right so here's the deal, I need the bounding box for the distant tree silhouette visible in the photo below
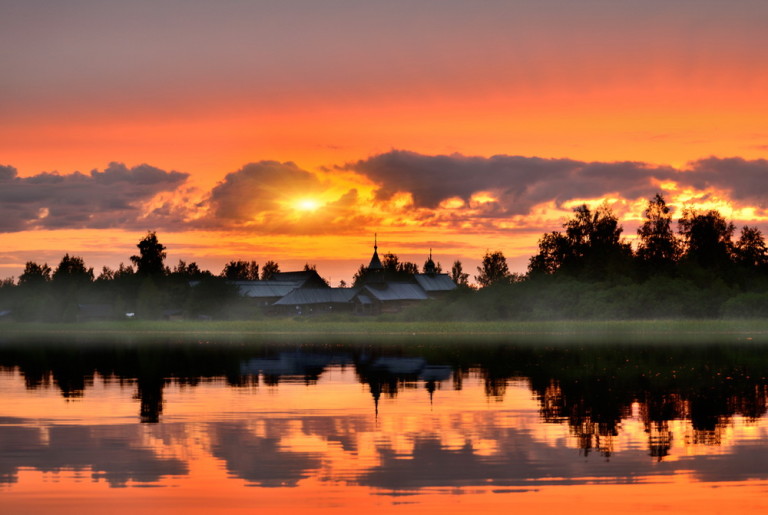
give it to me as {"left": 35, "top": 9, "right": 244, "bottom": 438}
{"left": 678, "top": 208, "right": 734, "bottom": 270}
{"left": 382, "top": 253, "right": 399, "bottom": 272}
{"left": 52, "top": 254, "right": 94, "bottom": 284}
{"left": 565, "top": 203, "right": 631, "bottom": 278}
{"left": 475, "top": 250, "right": 510, "bottom": 287}
{"left": 171, "top": 260, "right": 210, "bottom": 279}
{"left": 450, "top": 260, "right": 470, "bottom": 287}
{"left": 352, "top": 264, "right": 368, "bottom": 286}
{"left": 260, "top": 260, "right": 280, "bottom": 280}
{"left": 222, "top": 260, "right": 260, "bottom": 281}
{"left": 18, "top": 261, "right": 52, "bottom": 286}
{"left": 131, "top": 232, "right": 167, "bottom": 277}
{"left": 636, "top": 194, "right": 679, "bottom": 272}
{"left": 733, "top": 226, "right": 768, "bottom": 270}
{"left": 529, "top": 203, "right": 630, "bottom": 278}
{"left": 529, "top": 231, "right": 571, "bottom": 275}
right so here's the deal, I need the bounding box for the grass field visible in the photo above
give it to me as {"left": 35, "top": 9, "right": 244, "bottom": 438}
{"left": 3, "top": 318, "right": 768, "bottom": 345}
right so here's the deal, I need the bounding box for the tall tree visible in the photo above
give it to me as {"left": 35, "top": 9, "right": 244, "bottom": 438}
{"left": 528, "top": 203, "right": 629, "bottom": 278}
{"left": 260, "top": 260, "right": 280, "bottom": 280}
{"left": 450, "top": 260, "right": 470, "bottom": 287}
{"left": 382, "top": 253, "right": 399, "bottom": 272}
{"left": 678, "top": 208, "right": 734, "bottom": 270}
{"left": 733, "top": 226, "right": 768, "bottom": 269}
{"left": 222, "top": 260, "right": 260, "bottom": 281}
{"left": 636, "top": 194, "right": 679, "bottom": 270}
{"left": 475, "top": 250, "right": 510, "bottom": 287}
{"left": 18, "top": 261, "right": 52, "bottom": 286}
{"left": 131, "top": 232, "right": 167, "bottom": 277}
{"left": 528, "top": 231, "right": 571, "bottom": 275}
{"left": 171, "top": 260, "right": 209, "bottom": 279}
{"left": 52, "top": 254, "right": 94, "bottom": 284}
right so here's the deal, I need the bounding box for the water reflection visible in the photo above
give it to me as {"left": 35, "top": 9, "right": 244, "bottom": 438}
{"left": 2, "top": 339, "right": 768, "bottom": 501}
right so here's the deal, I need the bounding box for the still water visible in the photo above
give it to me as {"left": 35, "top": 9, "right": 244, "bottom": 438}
{"left": 2, "top": 339, "right": 768, "bottom": 513}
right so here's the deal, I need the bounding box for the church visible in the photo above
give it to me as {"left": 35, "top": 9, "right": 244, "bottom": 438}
{"left": 264, "top": 238, "right": 457, "bottom": 316}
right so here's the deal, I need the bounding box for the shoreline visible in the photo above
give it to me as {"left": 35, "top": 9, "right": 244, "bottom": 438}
{"left": 3, "top": 319, "right": 768, "bottom": 344}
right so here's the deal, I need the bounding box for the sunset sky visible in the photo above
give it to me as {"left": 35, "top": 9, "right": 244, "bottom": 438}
{"left": 2, "top": 0, "right": 768, "bottom": 284}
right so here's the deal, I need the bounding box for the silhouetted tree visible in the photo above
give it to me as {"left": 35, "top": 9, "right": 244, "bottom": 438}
{"left": 382, "top": 253, "right": 399, "bottom": 272}
{"left": 678, "top": 208, "right": 734, "bottom": 270}
{"left": 733, "top": 226, "right": 768, "bottom": 270}
{"left": 352, "top": 264, "right": 368, "bottom": 286}
{"left": 131, "top": 232, "right": 167, "bottom": 277}
{"left": 52, "top": 254, "right": 94, "bottom": 284}
{"left": 171, "top": 260, "right": 210, "bottom": 279}
{"left": 260, "top": 260, "right": 280, "bottom": 280}
{"left": 18, "top": 261, "right": 52, "bottom": 286}
{"left": 565, "top": 204, "right": 631, "bottom": 278}
{"left": 450, "top": 260, "right": 470, "bottom": 287}
{"left": 475, "top": 250, "right": 510, "bottom": 287}
{"left": 529, "top": 231, "right": 571, "bottom": 275}
{"left": 528, "top": 204, "right": 630, "bottom": 278}
{"left": 636, "top": 194, "right": 679, "bottom": 272}
{"left": 222, "top": 260, "right": 259, "bottom": 281}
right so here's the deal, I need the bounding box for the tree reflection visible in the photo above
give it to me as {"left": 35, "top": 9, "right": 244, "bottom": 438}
{"left": 2, "top": 339, "right": 768, "bottom": 460}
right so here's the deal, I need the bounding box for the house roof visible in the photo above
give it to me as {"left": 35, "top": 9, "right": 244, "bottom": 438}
{"left": 235, "top": 281, "right": 300, "bottom": 298}
{"left": 271, "top": 270, "right": 328, "bottom": 287}
{"left": 273, "top": 288, "right": 358, "bottom": 306}
{"left": 413, "top": 273, "right": 457, "bottom": 292}
{"left": 360, "top": 282, "right": 429, "bottom": 302}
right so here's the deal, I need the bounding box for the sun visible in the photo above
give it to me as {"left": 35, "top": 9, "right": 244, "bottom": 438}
{"left": 295, "top": 198, "right": 321, "bottom": 212}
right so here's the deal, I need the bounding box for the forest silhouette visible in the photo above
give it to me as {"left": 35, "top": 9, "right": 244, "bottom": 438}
{"left": 2, "top": 194, "right": 768, "bottom": 321}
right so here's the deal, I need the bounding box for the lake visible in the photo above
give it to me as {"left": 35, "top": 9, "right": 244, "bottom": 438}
{"left": 1, "top": 337, "right": 768, "bottom": 513}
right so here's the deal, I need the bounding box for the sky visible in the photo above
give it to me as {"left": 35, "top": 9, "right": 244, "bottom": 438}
{"left": 2, "top": 0, "right": 768, "bottom": 284}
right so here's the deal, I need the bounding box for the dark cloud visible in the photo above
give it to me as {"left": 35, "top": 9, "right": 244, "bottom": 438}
{"left": 0, "top": 162, "right": 188, "bottom": 232}
{"left": 5, "top": 153, "right": 768, "bottom": 236}
{"left": 344, "top": 150, "right": 679, "bottom": 215}
{"left": 684, "top": 157, "right": 768, "bottom": 208}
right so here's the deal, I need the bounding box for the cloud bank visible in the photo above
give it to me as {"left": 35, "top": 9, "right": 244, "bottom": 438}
{"left": 0, "top": 162, "right": 188, "bottom": 232}
{"left": 3, "top": 152, "right": 768, "bottom": 235}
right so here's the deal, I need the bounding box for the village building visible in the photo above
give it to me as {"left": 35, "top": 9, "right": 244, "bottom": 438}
{"left": 230, "top": 237, "right": 457, "bottom": 316}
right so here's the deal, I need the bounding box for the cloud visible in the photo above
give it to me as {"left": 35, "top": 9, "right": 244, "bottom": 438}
{"left": 6, "top": 152, "right": 768, "bottom": 237}
{"left": 0, "top": 163, "right": 188, "bottom": 232}
{"left": 344, "top": 150, "right": 678, "bottom": 216}
{"left": 683, "top": 157, "right": 768, "bottom": 208}
{"left": 202, "top": 161, "right": 373, "bottom": 234}
{"left": 207, "top": 161, "right": 322, "bottom": 219}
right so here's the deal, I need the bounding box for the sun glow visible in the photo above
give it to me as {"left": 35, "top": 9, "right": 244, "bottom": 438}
{"left": 295, "top": 199, "right": 321, "bottom": 212}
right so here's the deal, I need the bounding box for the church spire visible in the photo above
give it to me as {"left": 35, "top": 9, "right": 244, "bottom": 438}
{"left": 368, "top": 233, "right": 383, "bottom": 270}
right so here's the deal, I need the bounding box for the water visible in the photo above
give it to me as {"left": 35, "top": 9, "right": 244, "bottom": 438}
{"left": 1, "top": 339, "right": 768, "bottom": 513}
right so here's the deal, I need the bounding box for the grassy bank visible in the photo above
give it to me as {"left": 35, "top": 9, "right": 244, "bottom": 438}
{"left": 3, "top": 318, "right": 768, "bottom": 345}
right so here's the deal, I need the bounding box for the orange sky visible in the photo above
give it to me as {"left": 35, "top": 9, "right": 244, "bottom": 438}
{"left": 2, "top": 1, "right": 768, "bottom": 283}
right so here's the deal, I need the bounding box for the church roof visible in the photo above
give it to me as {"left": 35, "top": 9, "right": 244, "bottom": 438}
{"left": 368, "top": 235, "right": 383, "bottom": 270}
{"left": 413, "top": 273, "right": 457, "bottom": 292}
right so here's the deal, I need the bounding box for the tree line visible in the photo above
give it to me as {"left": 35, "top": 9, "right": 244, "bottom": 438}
{"left": 3, "top": 193, "right": 768, "bottom": 321}
{"left": 408, "top": 194, "right": 768, "bottom": 320}
{"left": 0, "top": 232, "right": 295, "bottom": 322}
